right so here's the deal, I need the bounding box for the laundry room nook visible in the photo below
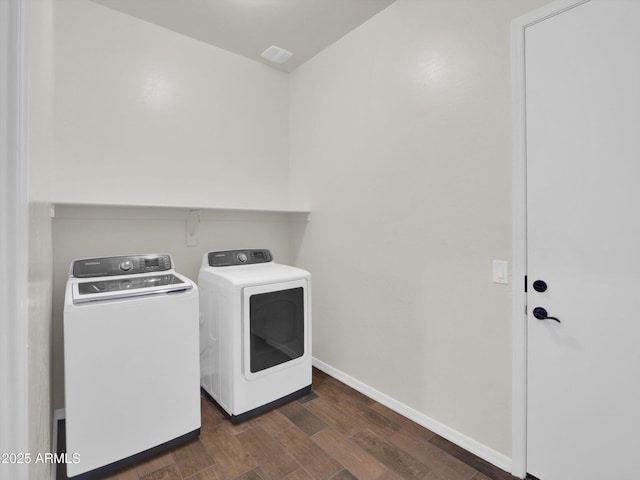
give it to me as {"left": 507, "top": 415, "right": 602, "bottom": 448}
{"left": 12, "top": 0, "right": 556, "bottom": 478}
{"left": 6, "top": 0, "right": 640, "bottom": 479}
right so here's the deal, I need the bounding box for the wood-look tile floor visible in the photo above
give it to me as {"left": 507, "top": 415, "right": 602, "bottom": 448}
{"left": 59, "top": 369, "right": 518, "bottom": 480}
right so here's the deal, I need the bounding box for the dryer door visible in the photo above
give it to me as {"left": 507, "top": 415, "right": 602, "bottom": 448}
{"left": 242, "top": 279, "right": 308, "bottom": 380}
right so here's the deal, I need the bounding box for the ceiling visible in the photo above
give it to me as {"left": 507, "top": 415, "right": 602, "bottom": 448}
{"left": 89, "top": 0, "right": 397, "bottom": 72}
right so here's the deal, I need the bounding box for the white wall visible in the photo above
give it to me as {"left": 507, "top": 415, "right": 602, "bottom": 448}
{"left": 28, "top": 2, "right": 55, "bottom": 478}
{"left": 39, "top": 0, "right": 291, "bottom": 210}
{"left": 43, "top": 0, "right": 300, "bottom": 411}
{"left": 28, "top": 203, "right": 53, "bottom": 480}
{"left": 290, "top": 0, "right": 550, "bottom": 457}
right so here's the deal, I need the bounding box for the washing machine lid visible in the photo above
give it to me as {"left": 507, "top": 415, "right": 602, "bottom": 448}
{"left": 72, "top": 272, "right": 193, "bottom": 304}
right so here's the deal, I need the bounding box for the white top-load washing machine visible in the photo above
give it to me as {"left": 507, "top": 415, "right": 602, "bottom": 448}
{"left": 199, "top": 249, "right": 311, "bottom": 422}
{"left": 63, "top": 254, "right": 200, "bottom": 479}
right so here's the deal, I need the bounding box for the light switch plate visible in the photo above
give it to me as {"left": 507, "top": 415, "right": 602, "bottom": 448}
{"left": 493, "top": 260, "right": 509, "bottom": 284}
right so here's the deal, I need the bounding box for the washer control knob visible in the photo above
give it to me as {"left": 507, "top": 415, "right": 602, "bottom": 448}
{"left": 237, "top": 253, "right": 248, "bottom": 263}
{"left": 119, "top": 260, "right": 133, "bottom": 272}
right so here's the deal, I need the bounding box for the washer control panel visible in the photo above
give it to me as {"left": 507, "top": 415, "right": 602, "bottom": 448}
{"left": 71, "top": 254, "right": 172, "bottom": 278}
{"left": 208, "top": 249, "right": 272, "bottom": 267}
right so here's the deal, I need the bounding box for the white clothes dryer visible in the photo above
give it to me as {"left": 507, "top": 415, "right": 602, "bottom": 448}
{"left": 199, "top": 249, "right": 312, "bottom": 422}
{"left": 63, "top": 254, "right": 200, "bottom": 479}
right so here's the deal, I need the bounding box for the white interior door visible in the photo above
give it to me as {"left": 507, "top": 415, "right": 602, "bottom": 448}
{"left": 525, "top": 1, "right": 640, "bottom": 479}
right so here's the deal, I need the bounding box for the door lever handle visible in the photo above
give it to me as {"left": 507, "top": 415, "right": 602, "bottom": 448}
{"left": 532, "top": 307, "right": 561, "bottom": 323}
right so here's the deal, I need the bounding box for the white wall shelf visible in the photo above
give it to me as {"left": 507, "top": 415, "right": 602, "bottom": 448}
{"left": 52, "top": 202, "right": 311, "bottom": 222}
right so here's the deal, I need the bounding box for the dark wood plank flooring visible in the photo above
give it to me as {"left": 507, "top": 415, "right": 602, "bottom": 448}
{"left": 58, "top": 369, "right": 518, "bottom": 480}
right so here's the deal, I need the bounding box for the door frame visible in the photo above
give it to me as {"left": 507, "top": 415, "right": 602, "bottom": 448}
{"left": 0, "top": 0, "right": 30, "bottom": 478}
{"left": 510, "top": 0, "right": 591, "bottom": 477}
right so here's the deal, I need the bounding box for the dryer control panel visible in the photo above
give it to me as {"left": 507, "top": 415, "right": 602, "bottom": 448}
{"left": 208, "top": 249, "right": 272, "bottom": 267}
{"left": 71, "top": 254, "right": 173, "bottom": 278}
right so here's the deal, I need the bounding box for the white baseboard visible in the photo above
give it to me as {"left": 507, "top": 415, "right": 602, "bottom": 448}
{"left": 312, "top": 357, "right": 512, "bottom": 474}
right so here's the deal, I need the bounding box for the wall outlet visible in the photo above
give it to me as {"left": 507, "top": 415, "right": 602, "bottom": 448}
{"left": 186, "top": 210, "right": 200, "bottom": 247}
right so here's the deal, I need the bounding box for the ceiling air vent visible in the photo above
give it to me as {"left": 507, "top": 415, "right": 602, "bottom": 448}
{"left": 261, "top": 45, "right": 293, "bottom": 64}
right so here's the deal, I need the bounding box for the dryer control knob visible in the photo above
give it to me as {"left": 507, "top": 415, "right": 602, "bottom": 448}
{"left": 119, "top": 260, "right": 133, "bottom": 272}
{"left": 237, "top": 253, "right": 248, "bottom": 263}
